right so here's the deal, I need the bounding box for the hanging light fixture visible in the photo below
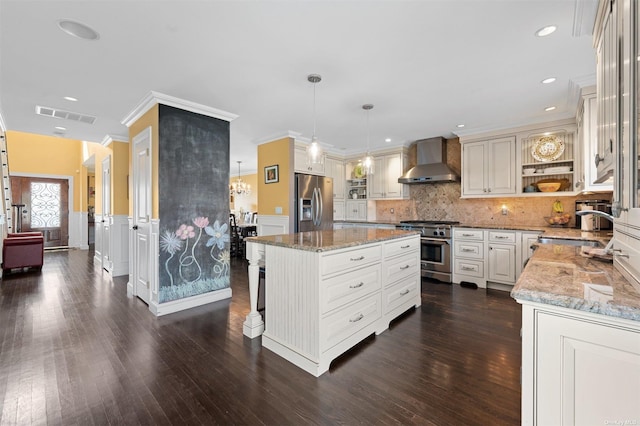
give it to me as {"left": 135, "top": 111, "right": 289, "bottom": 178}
{"left": 229, "top": 160, "right": 251, "bottom": 196}
{"left": 306, "top": 74, "right": 324, "bottom": 165}
{"left": 361, "top": 104, "right": 374, "bottom": 175}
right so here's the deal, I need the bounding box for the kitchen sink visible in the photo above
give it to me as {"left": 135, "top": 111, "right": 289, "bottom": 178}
{"left": 537, "top": 237, "right": 603, "bottom": 248}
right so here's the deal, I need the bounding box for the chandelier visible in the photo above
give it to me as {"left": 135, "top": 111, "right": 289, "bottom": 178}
{"left": 306, "top": 74, "right": 324, "bottom": 165}
{"left": 230, "top": 161, "right": 251, "bottom": 196}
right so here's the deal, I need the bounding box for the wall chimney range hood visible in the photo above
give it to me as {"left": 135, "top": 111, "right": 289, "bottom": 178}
{"left": 398, "top": 137, "right": 460, "bottom": 184}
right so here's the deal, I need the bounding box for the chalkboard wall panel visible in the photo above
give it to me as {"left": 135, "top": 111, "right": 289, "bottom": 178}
{"left": 158, "top": 105, "right": 230, "bottom": 303}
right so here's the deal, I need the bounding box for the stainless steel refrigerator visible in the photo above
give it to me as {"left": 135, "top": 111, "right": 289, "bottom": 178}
{"left": 295, "top": 174, "right": 333, "bottom": 232}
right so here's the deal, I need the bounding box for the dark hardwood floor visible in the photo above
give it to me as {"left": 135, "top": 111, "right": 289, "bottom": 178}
{"left": 0, "top": 248, "right": 522, "bottom": 425}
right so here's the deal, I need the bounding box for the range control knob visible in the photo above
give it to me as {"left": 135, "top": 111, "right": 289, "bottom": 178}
{"left": 440, "top": 231, "right": 445, "bottom": 236}
{"left": 432, "top": 230, "right": 438, "bottom": 236}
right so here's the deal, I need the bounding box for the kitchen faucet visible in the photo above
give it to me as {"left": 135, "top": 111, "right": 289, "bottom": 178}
{"left": 576, "top": 210, "right": 616, "bottom": 252}
{"left": 576, "top": 209, "right": 615, "bottom": 224}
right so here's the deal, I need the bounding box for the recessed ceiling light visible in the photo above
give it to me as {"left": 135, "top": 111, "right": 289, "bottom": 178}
{"left": 55, "top": 126, "right": 66, "bottom": 131}
{"left": 544, "top": 106, "right": 556, "bottom": 112}
{"left": 456, "top": 124, "right": 465, "bottom": 128}
{"left": 63, "top": 96, "right": 78, "bottom": 102}
{"left": 385, "top": 138, "right": 392, "bottom": 143}
{"left": 57, "top": 19, "right": 100, "bottom": 40}
{"left": 535, "top": 25, "right": 557, "bottom": 37}
{"left": 541, "top": 77, "right": 556, "bottom": 84}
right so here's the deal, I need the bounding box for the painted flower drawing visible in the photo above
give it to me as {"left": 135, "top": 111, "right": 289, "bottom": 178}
{"left": 160, "top": 230, "right": 182, "bottom": 255}
{"left": 205, "top": 220, "right": 229, "bottom": 250}
{"left": 176, "top": 224, "right": 195, "bottom": 240}
{"left": 159, "top": 214, "right": 231, "bottom": 304}
{"left": 193, "top": 216, "right": 209, "bottom": 229}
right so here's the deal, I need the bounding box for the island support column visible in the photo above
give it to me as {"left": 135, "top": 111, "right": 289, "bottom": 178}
{"left": 243, "top": 240, "right": 265, "bottom": 338}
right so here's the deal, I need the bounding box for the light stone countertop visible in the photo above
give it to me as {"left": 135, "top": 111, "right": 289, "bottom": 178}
{"left": 244, "top": 228, "right": 419, "bottom": 252}
{"left": 511, "top": 240, "right": 640, "bottom": 322}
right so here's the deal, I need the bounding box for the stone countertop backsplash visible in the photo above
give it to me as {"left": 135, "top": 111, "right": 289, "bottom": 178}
{"left": 511, "top": 232, "right": 640, "bottom": 322}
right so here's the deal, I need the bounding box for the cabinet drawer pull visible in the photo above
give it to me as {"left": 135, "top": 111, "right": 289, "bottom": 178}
{"left": 494, "top": 235, "right": 509, "bottom": 239}
{"left": 349, "top": 313, "right": 364, "bottom": 323}
{"left": 399, "top": 264, "right": 410, "bottom": 270}
{"left": 461, "top": 266, "right": 477, "bottom": 271}
{"left": 349, "top": 282, "right": 365, "bottom": 289}
{"left": 400, "top": 244, "right": 411, "bottom": 249}
{"left": 461, "top": 248, "right": 475, "bottom": 252}
{"left": 400, "top": 289, "right": 410, "bottom": 296}
{"left": 462, "top": 233, "right": 474, "bottom": 237}
{"left": 350, "top": 256, "right": 365, "bottom": 261}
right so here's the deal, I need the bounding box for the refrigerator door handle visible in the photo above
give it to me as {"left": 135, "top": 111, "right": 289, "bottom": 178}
{"left": 318, "top": 188, "right": 323, "bottom": 227}
{"left": 314, "top": 188, "right": 320, "bottom": 226}
{"left": 310, "top": 188, "right": 316, "bottom": 226}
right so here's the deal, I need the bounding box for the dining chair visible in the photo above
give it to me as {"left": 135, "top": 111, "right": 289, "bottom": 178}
{"left": 229, "top": 213, "right": 244, "bottom": 258}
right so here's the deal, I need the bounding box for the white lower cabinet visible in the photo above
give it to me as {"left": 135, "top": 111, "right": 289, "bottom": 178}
{"left": 345, "top": 200, "right": 367, "bottom": 221}
{"left": 519, "top": 303, "right": 640, "bottom": 425}
{"left": 487, "top": 231, "right": 517, "bottom": 285}
{"left": 333, "top": 200, "right": 345, "bottom": 221}
{"left": 453, "top": 227, "right": 525, "bottom": 290}
{"left": 261, "top": 235, "right": 420, "bottom": 376}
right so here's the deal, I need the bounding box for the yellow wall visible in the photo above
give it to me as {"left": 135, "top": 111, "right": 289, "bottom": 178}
{"left": 6, "top": 131, "right": 83, "bottom": 211}
{"left": 128, "top": 105, "right": 159, "bottom": 218}
{"left": 257, "top": 137, "right": 292, "bottom": 216}
{"left": 82, "top": 141, "right": 110, "bottom": 214}
{"left": 111, "top": 141, "right": 129, "bottom": 216}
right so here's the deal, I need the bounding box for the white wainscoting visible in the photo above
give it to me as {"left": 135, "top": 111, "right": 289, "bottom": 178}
{"left": 94, "top": 214, "right": 104, "bottom": 267}
{"left": 110, "top": 215, "right": 130, "bottom": 277}
{"left": 258, "top": 215, "right": 289, "bottom": 236}
{"left": 70, "top": 211, "right": 88, "bottom": 249}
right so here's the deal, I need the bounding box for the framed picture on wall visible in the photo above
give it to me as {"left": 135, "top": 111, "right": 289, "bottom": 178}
{"left": 265, "top": 165, "right": 279, "bottom": 184}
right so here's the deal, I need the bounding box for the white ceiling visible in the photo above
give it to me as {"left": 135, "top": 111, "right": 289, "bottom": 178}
{"left": 0, "top": 0, "right": 597, "bottom": 175}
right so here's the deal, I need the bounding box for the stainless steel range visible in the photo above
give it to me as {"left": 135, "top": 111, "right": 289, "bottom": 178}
{"left": 397, "top": 220, "right": 459, "bottom": 283}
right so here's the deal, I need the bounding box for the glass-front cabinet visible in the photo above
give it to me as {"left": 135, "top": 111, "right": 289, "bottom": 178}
{"left": 605, "top": 0, "right": 640, "bottom": 288}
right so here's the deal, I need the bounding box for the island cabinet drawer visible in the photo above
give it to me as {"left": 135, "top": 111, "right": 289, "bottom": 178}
{"left": 454, "top": 258, "right": 484, "bottom": 278}
{"left": 321, "top": 293, "right": 381, "bottom": 353}
{"left": 454, "top": 229, "right": 484, "bottom": 240}
{"left": 382, "top": 275, "right": 419, "bottom": 315}
{"left": 321, "top": 264, "right": 381, "bottom": 314}
{"left": 454, "top": 241, "right": 484, "bottom": 259}
{"left": 383, "top": 237, "right": 419, "bottom": 258}
{"left": 488, "top": 231, "right": 516, "bottom": 244}
{"left": 320, "top": 244, "right": 381, "bottom": 277}
{"left": 382, "top": 254, "right": 419, "bottom": 286}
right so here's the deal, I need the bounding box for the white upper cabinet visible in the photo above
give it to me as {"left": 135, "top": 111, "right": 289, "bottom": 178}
{"left": 368, "top": 151, "right": 408, "bottom": 200}
{"left": 575, "top": 87, "right": 613, "bottom": 192}
{"left": 294, "top": 143, "right": 325, "bottom": 176}
{"left": 325, "top": 156, "right": 345, "bottom": 199}
{"left": 461, "top": 136, "right": 516, "bottom": 197}
{"left": 594, "top": 0, "right": 617, "bottom": 182}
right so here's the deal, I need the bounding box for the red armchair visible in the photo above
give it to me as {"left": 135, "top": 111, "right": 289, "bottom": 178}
{"left": 2, "top": 232, "right": 44, "bottom": 273}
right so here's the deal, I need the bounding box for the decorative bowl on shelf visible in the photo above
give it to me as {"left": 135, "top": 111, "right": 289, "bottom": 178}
{"left": 537, "top": 182, "right": 561, "bottom": 192}
{"left": 544, "top": 214, "right": 572, "bottom": 227}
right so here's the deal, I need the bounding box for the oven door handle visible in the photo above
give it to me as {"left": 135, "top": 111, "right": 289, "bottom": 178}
{"left": 420, "top": 237, "right": 450, "bottom": 245}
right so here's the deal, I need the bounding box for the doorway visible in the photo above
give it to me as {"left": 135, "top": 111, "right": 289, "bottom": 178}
{"left": 10, "top": 176, "right": 69, "bottom": 247}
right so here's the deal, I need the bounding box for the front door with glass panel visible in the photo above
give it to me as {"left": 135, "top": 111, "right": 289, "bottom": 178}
{"left": 10, "top": 176, "right": 69, "bottom": 247}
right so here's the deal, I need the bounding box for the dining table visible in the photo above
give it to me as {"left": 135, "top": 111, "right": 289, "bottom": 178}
{"left": 238, "top": 223, "right": 257, "bottom": 238}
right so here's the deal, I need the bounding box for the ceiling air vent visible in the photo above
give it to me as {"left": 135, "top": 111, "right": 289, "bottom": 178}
{"left": 36, "top": 105, "right": 96, "bottom": 124}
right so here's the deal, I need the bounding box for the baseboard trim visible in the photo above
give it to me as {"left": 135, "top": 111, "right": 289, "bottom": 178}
{"left": 150, "top": 288, "right": 233, "bottom": 316}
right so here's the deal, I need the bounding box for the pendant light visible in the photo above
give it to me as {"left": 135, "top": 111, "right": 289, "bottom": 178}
{"left": 306, "top": 74, "right": 324, "bottom": 165}
{"left": 229, "top": 161, "right": 251, "bottom": 196}
{"left": 361, "top": 104, "right": 374, "bottom": 175}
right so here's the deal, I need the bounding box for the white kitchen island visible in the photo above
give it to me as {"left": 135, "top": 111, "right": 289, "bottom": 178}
{"left": 243, "top": 228, "right": 421, "bottom": 376}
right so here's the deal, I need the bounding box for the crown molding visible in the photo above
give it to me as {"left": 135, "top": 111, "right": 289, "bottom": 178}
{"left": 572, "top": 0, "right": 598, "bottom": 37}
{"left": 0, "top": 109, "right": 6, "bottom": 133}
{"left": 253, "top": 130, "right": 301, "bottom": 146}
{"left": 101, "top": 134, "right": 129, "bottom": 146}
{"left": 455, "top": 117, "right": 576, "bottom": 141}
{"left": 121, "top": 91, "right": 238, "bottom": 127}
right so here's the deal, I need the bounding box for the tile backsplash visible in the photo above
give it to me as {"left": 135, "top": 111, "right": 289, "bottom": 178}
{"left": 375, "top": 182, "right": 612, "bottom": 228}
